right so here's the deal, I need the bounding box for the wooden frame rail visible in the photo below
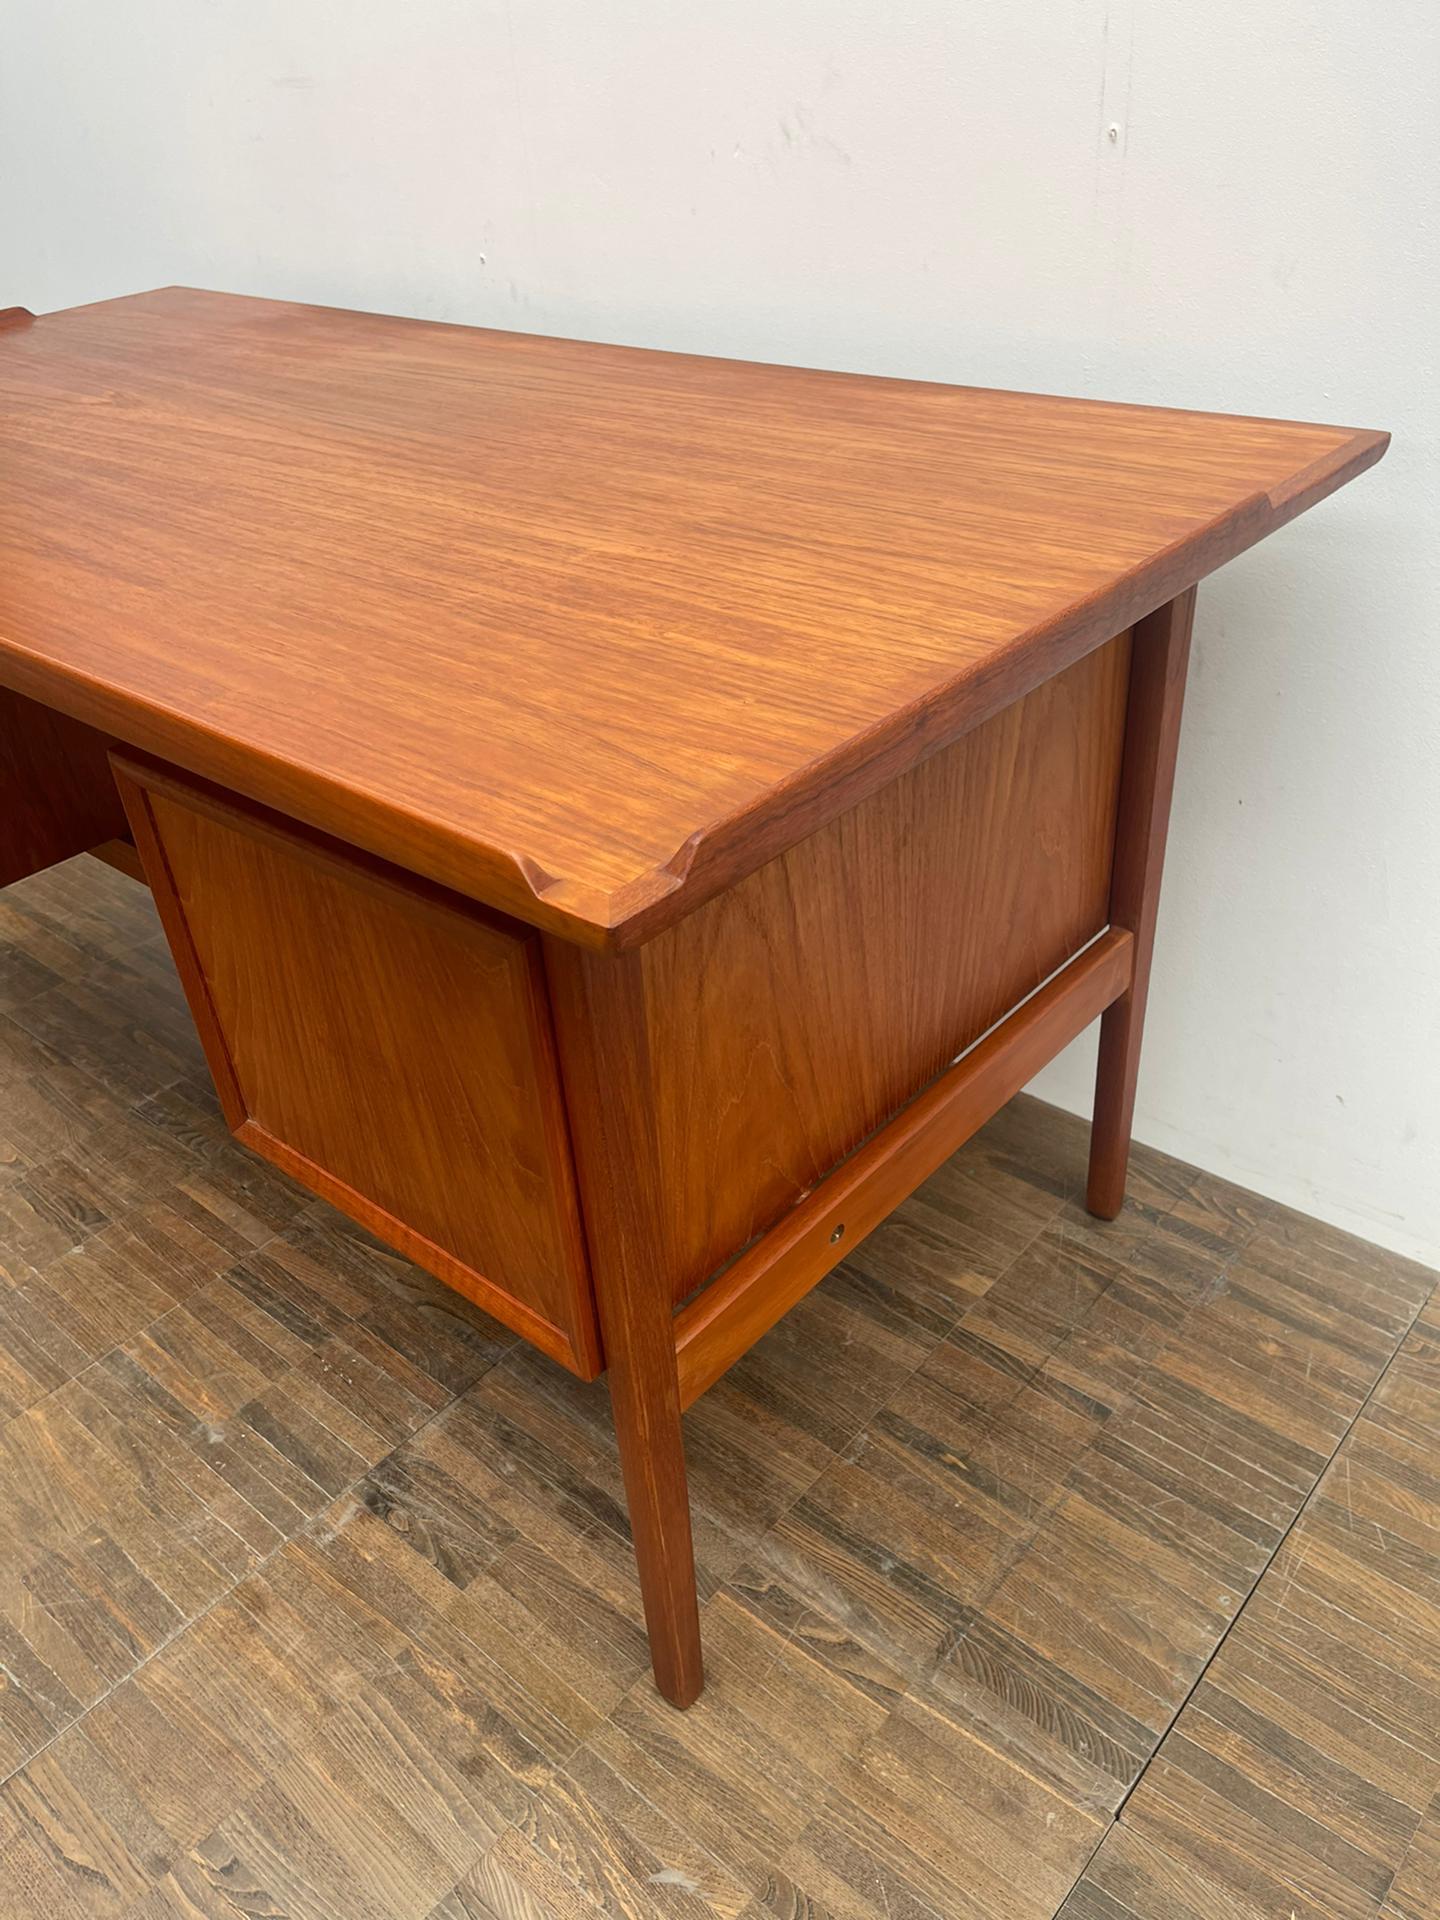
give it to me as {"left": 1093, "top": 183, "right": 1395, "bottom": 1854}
{"left": 672, "top": 927, "right": 1134, "bottom": 1409}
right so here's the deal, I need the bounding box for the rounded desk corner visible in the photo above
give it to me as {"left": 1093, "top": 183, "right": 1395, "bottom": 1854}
{"left": 1263, "top": 424, "right": 1393, "bottom": 523}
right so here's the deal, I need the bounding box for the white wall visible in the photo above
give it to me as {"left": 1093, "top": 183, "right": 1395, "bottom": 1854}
{"left": 3, "top": 0, "right": 1437, "bottom": 1264}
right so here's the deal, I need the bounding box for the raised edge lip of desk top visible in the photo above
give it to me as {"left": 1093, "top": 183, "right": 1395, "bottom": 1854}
{"left": 0, "top": 287, "right": 1387, "bottom": 949}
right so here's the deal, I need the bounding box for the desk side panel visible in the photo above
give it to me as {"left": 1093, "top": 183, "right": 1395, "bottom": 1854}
{"left": 582, "top": 631, "right": 1131, "bottom": 1307}
{"left": 114, "top": 759, "right": 600, "bottom": 1376}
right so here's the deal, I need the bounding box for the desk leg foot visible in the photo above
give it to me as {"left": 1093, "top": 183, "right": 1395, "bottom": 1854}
{"left": 608, "top": 1349, "right": 704, "bottom": 1708}
{"left": 1086, "top": 587, "right": 1196, "bottom": 1221}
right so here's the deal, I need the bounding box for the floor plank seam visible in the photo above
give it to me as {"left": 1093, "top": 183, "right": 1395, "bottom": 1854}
{"left": 838, "top": 1170, "right": 1399, "bottom": 1920}
{"left": 1108, "top": 1268, "right": 1438, "bottom": 1835}
{"left": 1025, "top": 1252, "right": 1440, "bottom": 1918}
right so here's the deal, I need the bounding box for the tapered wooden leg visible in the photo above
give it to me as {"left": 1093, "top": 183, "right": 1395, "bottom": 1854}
{"left": 543, "top": 939, "right": 704, "bottom": 1707}
{"left": 1088, "top": 587, "right": 1196, "bottom": 1219}
{"left": 601, "top": 1288, "right": 703, "bottom": 1708}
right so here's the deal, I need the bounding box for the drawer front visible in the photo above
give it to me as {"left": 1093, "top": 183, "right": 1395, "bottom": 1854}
{"left": 114, "top": 756, "right": 599, "bottom": 1377}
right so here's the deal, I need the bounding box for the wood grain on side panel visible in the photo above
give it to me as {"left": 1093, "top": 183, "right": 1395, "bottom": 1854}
{"left": 672, "top": 930, "right": 1135, "bottom": 1407}
{"left": 562, "top": 632, "right": 1131, "bottom": 1308}
{"left": 113, "top": 757, "right": 600, "bottom": 1377}
{"left": 0, "top": 686, "right": 129, "bottom": 887}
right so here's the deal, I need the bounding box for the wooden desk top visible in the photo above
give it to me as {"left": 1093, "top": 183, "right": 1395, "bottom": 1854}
{"left": 0, "top": 287, "right": 1385, "bottom": 946}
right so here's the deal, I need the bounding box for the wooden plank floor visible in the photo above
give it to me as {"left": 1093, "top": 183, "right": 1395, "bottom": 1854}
{"left": 0, "top": 854, "right": 1435, "bottom": 1920}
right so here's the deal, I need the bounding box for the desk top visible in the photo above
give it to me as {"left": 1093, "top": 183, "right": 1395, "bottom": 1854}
{"left": 0, "top": 287, "right": 1384, "bottom": 947}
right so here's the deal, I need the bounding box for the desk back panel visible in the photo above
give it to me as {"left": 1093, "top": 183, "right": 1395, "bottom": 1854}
{"left": 0, "top": 687, "right": 129, "bottom": 887}
{"left": 556, "top": 630, "right": 1132, "bottom": 1307}
{"left": 112, "top": 759, "right": 600, "bottom": 1377}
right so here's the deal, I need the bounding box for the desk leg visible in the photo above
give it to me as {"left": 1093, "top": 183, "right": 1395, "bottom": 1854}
{"left": 1088, "top": 587, "right": 1196, "bottom": 1219}
{"left": 545, "top": 942, "right": 704, "bottom": 1708}
{"left": 602, "top": 1283, "right": 703, "bottom": 1709}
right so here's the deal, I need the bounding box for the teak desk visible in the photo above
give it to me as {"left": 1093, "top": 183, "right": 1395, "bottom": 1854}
{"left": 0, "top": 289, "right": 1385, "bottom": 1705}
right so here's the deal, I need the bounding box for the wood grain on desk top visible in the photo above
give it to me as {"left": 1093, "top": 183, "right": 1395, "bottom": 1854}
{"left": 0, "top": 287, "right": 1386, "bottom": 946}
